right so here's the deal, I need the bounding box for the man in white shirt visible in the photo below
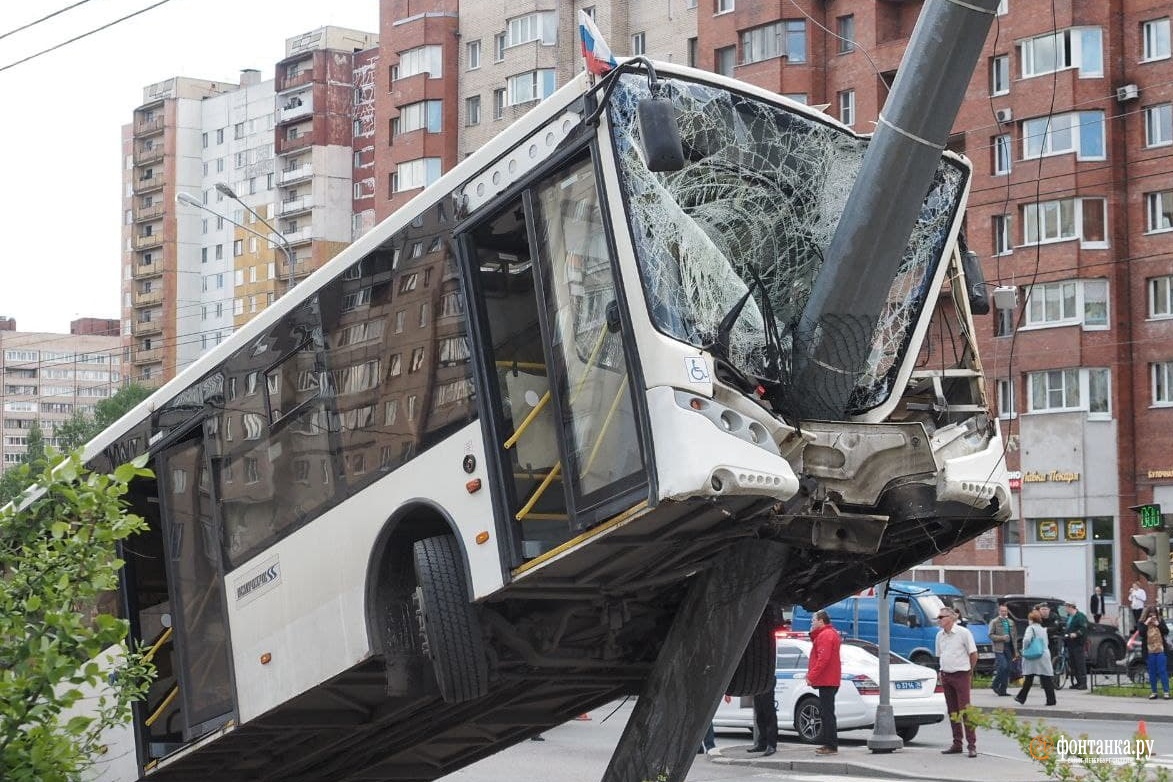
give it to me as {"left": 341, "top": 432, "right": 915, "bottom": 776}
{"left": 1129, "top": 582, "right": 1148, "bottom": 632}
{"left": 935, "top": 606, "right": 978, "bottom": 758}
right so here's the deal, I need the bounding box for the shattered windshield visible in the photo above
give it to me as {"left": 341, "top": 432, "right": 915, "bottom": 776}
{"left": 607, "top": 73, "right": 968, "bottom": 415}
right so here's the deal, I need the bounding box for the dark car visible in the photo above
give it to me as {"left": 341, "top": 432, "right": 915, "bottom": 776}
{"left": 992, "top": 595, "right": 1127, "bottom": 671}
{"left": 966, "top": 595, "right": 1000, "bottom": 625}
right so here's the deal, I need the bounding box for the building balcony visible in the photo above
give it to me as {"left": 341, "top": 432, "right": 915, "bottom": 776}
{"left": 133, "top": 289, "right": 164, "bottom": 307}
{"left": 134, "top": 203, "right": 166, "bottom": 221}
{"left": 133, "top": 347, "right": 162, "bottom": 365}
{"left": 277, "top": 69, "right": 314, "bottom": 92}
{"left": 133, "top": 233, "right": 163, "bottom": 250}
{"left": 134, "top": 174, "right": 164, "bottom": 193}
{"left": 132, "top": 320, "right": 163, "bottom": 337}
{"left": 283, "top": 227, "right": 313, "bottom": 245}
{"left": 277, "top": 134, "right": 313, "bottom": 155}
{"left": 133, "top": 259, "right": 163, "bottom": 278}
{"left": 281, "top": 163, "right": 313, "bottom": 184}
{"left": 134, "top": 117, "right": 163, "bottom": 135}
{"left": 278, "top": 100, "right": 313, "bottom": 123}
{"left": 278, "top": 196, "right": 312, "bottom": 216}
{"left": 134, "top": 146, "right": 164, "bottom": 165}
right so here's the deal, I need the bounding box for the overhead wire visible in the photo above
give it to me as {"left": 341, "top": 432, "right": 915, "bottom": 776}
{"left": 0, "top": 0, "right": 98, "bottom": 43}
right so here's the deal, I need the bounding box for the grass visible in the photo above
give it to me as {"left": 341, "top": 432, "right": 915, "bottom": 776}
{"left": 973, "top": 673, "right": 1156, "bottom": 698}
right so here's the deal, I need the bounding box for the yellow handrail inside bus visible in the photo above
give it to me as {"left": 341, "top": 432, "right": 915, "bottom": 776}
{"left": 583, "top": 376, "right": 628, "bottom": 475}
{"left": 515, "top": 462, "right": 561, "bottom": 521}
{"left": 143, "top": 626, "right": 173, "bottom": 664}
{"left": 495, "top": 360, "right": 547, "bottom": 373}
{"left": 503, "top": 390, "right": 551, "bottom": 450}
{"left": 144, "top": 685, "right": 179, "bottom": 727}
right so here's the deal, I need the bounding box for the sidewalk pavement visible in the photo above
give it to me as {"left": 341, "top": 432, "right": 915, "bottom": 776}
{"left": 712, "top": 685, "right": 1172, "bottom": 781}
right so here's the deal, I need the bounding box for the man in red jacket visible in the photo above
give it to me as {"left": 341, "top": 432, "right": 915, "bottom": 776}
{"left": 806, "top": 609, "right": 842, "bottom": 756}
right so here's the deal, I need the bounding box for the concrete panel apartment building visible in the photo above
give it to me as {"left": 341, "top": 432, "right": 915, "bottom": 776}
{"left": 107, "top": 0, "right": 1170, "bottom": 611}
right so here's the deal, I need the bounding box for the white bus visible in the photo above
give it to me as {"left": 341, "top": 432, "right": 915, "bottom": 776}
{"left": 82, "top": 56, "right": 1008, "bottom": 781}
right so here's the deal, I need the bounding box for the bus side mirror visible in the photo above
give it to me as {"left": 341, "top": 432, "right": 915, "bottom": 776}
{"left": 637, "top": 96, "right": 684, "bottom": 172}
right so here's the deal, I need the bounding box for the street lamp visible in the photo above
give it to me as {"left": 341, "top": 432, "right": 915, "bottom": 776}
{"left": 175, "top": 188, "right": 296, "bottom": 292}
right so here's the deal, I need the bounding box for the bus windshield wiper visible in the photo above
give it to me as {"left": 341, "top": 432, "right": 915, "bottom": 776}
{"left": 703, "top": 279, "right": 759, "bottom": 394}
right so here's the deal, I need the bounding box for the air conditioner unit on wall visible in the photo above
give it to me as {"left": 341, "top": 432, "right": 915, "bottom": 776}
{"left": 994, "top": 108, "right": 1013, "bottom": 124}
{"left": 1116, "top": 84, "right": 1140, "bottom": 102}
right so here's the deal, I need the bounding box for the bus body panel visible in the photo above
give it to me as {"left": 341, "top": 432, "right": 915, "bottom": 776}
{"left": 226, "top": 420, "right": 496, "bottom": 723}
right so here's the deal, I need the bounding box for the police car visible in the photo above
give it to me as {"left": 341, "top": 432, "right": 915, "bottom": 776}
{"left": 713, "top": 634, "right": 947, "bottom": 743}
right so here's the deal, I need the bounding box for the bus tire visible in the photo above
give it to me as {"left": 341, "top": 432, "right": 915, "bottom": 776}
{"left": 413, "top": 534, "right": 488, "bottom": 704}
{"left": 726, "top": 619, "right": 776, "bottom": 696}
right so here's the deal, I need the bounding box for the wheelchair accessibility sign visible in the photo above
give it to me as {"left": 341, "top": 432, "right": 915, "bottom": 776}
{"left": 684, "top": 356, "right": 711, "bottom": 384}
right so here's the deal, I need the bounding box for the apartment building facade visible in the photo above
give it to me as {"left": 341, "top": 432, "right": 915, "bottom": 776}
{"left": 0, "top": 319, "right": 122, "bottom": 468}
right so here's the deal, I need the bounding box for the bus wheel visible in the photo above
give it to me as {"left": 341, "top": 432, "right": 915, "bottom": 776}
{"left": 726, "top": 619, "right": 776, "bottom": 696}
{"left": 413, "top": 535, "right": 488, "bottom": 703}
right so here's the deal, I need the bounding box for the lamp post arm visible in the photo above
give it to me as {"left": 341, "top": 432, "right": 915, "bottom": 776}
{"left": 176, "top": 193, "right": 294, "bottom": 285}
{"left": 226, "top": 196, "right": 295, "bottom": 288}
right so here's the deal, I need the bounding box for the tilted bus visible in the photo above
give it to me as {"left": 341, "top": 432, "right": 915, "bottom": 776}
{"left": 77, "top": 56, "right": 1009, "bottom": 781}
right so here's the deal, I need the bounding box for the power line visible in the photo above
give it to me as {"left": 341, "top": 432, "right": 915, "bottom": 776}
{"left": 0, "top": 0, "right": 175, "bottom": 74}
{"left": 0, "top": 0, "right": 98, "bottom": 43}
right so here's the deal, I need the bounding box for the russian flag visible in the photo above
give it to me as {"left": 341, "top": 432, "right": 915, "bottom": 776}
{"left": 578, "top": 10, "right": 617, "bottom": 76}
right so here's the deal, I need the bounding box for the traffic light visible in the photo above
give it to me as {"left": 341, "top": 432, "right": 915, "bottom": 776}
{"left": 1132, "top": 530, "right": 1171, "bottom": 586}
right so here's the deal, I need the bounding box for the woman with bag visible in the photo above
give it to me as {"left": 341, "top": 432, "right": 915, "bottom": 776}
{"left": 1014, "top": 609, "right": 1056, "bottom": 706}
{"left": 1139, "top": 607, "right": 1171, "bottom": 699}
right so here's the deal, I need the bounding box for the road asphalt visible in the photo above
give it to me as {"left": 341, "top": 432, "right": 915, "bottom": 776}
{"left": 711, "top": 684, "right": 1173, "bottom": 781}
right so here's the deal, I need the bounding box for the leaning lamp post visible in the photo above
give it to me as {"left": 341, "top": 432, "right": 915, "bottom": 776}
{"left": 176, "top": 188, "right": 296, "bottom": 293}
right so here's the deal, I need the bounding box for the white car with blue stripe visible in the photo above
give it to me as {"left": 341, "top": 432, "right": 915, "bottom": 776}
{"left": 713, "top": 635, "right": 947, "bottom": 743}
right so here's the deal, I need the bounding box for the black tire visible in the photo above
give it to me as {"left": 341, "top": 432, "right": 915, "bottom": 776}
{"left": 1128, "top": 661, "right": 1148, "bottom": 686}
{"left": 726, "top": 620, "right": 776, "bottom": 696}
{"left": 413, "top": 535, "right": 488, "bottom": 704}
{"left": 896, "top": 725, "right": 919, "bottom": 742}
{"left": 794, "top": 696, "right": 823, "bottom": 744}
{"left": 1051, "top": 655, "right": 1067, "bottom": 690}
{"left": 1096, "top": 640, "right": 1122, "bottom": 672}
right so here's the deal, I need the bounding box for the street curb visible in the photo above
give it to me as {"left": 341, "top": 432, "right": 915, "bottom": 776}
{"left": 981, "top": 705, "right": 1173, "bottom": 724}
{"left": 709, "top": 750, "right": 993, "bottom": 780}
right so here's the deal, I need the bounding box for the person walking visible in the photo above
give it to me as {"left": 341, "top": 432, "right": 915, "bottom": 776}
{"left": 1129, "top": 582, "right": 1148, "bottom": 632}
{"left": 1089, "top": 586, "right": 1104, "bottom": 624}
{"left": 987, "top": 602, "right": 1017, "bottom": 696}
{"left": 806, "top": 609, "right": 842, "bottom": 756}
{"left": 1015, "top": 609, "right": 1057, "bottom": 706}
{"left": 1139, "top": 607, "right": 1171, "bottom": 700}
{"left": 1062, "top": 602, "right": 1089, "bottom": 689}
{"left": 748, "top": 689, "right": 778, "bottom": 756}
{"left": 935, "top": 606, "right": 978, "bottom": 758}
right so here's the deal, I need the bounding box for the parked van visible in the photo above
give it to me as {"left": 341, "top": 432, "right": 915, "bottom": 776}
{"left": 792, "top": 581, "right": 995, "bottom": 673}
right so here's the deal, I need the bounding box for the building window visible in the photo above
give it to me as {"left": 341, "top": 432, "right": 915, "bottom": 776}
{"left": 506, "top": 11, "right": 556, "bottom": 48}
{"left": 1146, "top": 190, "right": 1173, "bottom": 232}
{"left": 688, "top": 37, "right": 698, "bottom": 68}
{"left": 466, "top": 95, "right": 481, "bottom": 126}
{"left": 631, "top": 32, "right": 646, "bottom": 56}
{"left": 1153, "top": 361, "right": 1173, "bottom": 405}
{"left": 1021, "top": 111, "right": 1105, "bottom": 160}
{"left": 716, "top": 0, "right": 733, "bottom": 13}
{"left": 393, "top": 100, "right": 443, "bottom": 135}
{"left": 396, "top": 45, "right": 443, "bottom": 79}
{"left": 215, "top": 244, "right": 224, "bottom": 261}
{"left": 715, "top": 46, "right": 736, "bottom": 76}
{"left": 493, "top": 88, "right": 507, "bottom": 119}
{"left": 233, "top": 239, "right": 243, "bottom": 257}
{"left": 392, "top": 158, "right": 442, "bottom": 193}
{"left": 467, "top": 40, "right": 481, "bottom": 70}
{"left": 997, "top": 378, "right": 1016, "bottom": 419}
{"left": 991, "top": 54, "right": 1010, "bottom": 95}
{"left": 1145, "top": 104, "right": 1173, "bottom": 147}
{"left": 1149, "top": 275, "right": 1173, "bottom": 318}
{"left": 1023, "top": 279, "right": 1108, "bottom": 330}
{"left": 993, "top": 214, "right": 1012, "bottom": 255}
{"left": 837, "top": 15, "right": 855, "bottom": 53}
{"left": 993, "top": 134, "right": 1012, "bottom": 174}
{"left": 507, "top": 69, "right": 556, "bottom": 105}
{"left": 1019, "top": 28, "right": 1103, "bottom": 78}
{"left": 741, "top": 20, "right": 806, "bottom": 65}
{"left": 838, "top": 90, "right": 855, "bottom": 126}
{"left": 1142, "top": 18, "right": 1171, "bottom": 62}
{"left": 495, "top": 33, "right": 506, "bottom": 61}
{"left": 1027, "top": 367, "right": 1110, "bottom": 415}
{"left": 1023, "top": 197, "right": 1106, "bottom": 246}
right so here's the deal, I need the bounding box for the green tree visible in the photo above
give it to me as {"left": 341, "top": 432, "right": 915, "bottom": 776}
{"left": 0, "top": 452, "right": 155, "bottom": 781}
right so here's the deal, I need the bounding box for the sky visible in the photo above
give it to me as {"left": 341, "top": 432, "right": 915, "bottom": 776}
{"left": 0, "top": 0, "right": 380, "bottom": 334}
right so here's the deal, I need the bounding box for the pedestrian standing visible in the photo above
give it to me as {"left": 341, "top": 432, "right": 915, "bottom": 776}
{"left": 1062, "top": 602, "right": 1089, "bottom": 689}
{"left": 1129, "top": 582, "right": 1148, "bottom": 632}
{"left": 987, "top": 602, "right": 1017, "bottom": 696}
{"left": 1139, "top": 607, "right": 1171, "bottom": 700}
{"left": 935, "top": 606, "right": 978, "bottom": 758}
{"left": 1089, "top": 586, "right": 1104, "bottom": 624}
{"left": 1015, "top": 609, "right": 1056, "bottom": 706}
{"left": 806, "top": 609, "right": 842, "bottom": 756}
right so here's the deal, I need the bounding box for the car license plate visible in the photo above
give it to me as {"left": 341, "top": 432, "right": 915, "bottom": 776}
{"left": 979, "top": 652, "right": 995, "bottom": 659}
{"left": 894, "top": 681, "right": 921, "bottom": 690}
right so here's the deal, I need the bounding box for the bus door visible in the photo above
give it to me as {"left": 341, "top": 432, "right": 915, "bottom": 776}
{"left": 463, "top": 152, "right": 649, "bottom": 561}
{"left": 154, "top": 436, "right": 237, "bottom": 742}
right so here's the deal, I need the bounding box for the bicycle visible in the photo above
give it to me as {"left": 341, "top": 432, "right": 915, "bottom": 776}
{"left": 1051, "top": 645, "right": 1071, "bottom": 690}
